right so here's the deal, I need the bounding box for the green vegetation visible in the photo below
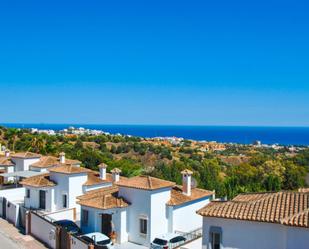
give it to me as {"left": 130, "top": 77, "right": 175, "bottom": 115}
{"left": 0, "top": 126, "right": 308, "bottom": 199}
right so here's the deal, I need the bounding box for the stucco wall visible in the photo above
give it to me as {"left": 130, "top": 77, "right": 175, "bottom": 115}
{"left": 11, "top": 158, "right": 40, "bottom": 171}
{"left": 30, "top": 212, "right": 57, "bottom": 249}
{"left": 49, "top": 172, "right": 87, "bottom": 212}
{"left": 150, "top": 188, "right": 170, "bottom": 242}
{"left": 119, "top": 187, "right": 152, "bottom": 246}
{"left": 172, "top": 197, "right": 210, "bottom": 233}
{"left": 24, "top": 187, "right": 54, "bottom": 212}
{"left": 80, "top": 205, "right": 128, "bottom": 243}
{"left": 202, "top": 217, "right": 289, "bottom": 249}
{"left": 286, "top": 226, "right": 309, "bottom": 249}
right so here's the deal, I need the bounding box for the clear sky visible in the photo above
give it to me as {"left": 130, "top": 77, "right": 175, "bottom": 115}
{"left": 0, "top": 0, "right": 308, "bottom": 126}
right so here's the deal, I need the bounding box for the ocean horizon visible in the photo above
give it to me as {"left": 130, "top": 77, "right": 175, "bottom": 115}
{"left": 1, "top": 123, "right": 309, "bottom": 146}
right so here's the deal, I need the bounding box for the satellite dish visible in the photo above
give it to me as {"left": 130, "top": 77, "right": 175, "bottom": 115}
{"left": 191, "top": 177, "right": 197, "bottom": 189}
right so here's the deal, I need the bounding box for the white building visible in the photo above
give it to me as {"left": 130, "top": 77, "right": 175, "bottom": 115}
{"left": 78, "top": 169, "right": 213, "bottom": 246}
{"left": 21, "top": 164, "right": 113, "bottom": 213}
{"left": 0, "top": 151, "right": 81, "bottom": 183}
{"left": 197, "top": 191, "right": 309, "bottom": 249}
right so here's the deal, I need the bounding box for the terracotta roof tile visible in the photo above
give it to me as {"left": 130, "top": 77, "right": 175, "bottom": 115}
{"left": 49, "top": 165, "right": 90, "bottom": 174}
{"left": 98, "top": 163, "right": 108, "bottom": 168}
{"left": 83, "top": 173, "right": 107, "bottom": 186}
{"left": 116, "top": 175, "right": 175, "bottom": 190}
{"left": 20, "top": 173, "right": 56, "bottom": 188}
{"left": 197, "top": 191, "right": 309, "bottom": 228}
{"left": 111, "top": 168, "right": 122, "bottom": 173}
{"left": 11, "top": 152, "right": 41, "bottom": 158}
{"left": 181, "top": 169, "right": 193, "bottom": 175}
{"left": 167, "top": 185, "right": 214, "bottom": 206}
{"left": 0, "top": 156, "right": 15, "bottom": 166}
{"left": 31, "top": 156, "right": 80, "bottom": 168}
{"left": 77, "top": 186, "right": 129, "bottom": 210}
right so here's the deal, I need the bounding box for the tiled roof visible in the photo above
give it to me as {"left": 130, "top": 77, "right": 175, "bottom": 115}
{"left": 0, "top": 156, "right": 15, "bottom": 166}
{"left": 98, "top": 163, "right": 108, "bottom": 168}
{"left": 83, "top": 173, "right": 106, "bottom": 186}
{"left": 30, "top": 156, "right": 80, "bottom": 168}
{"left": 11, "top": 152, "right": 41, "bottom": 158}
{"left": 77, "top": 186, "right": 129, "bottom": 210}
{"left": 197, "top": 191, "right": 309, "bottom": 228}
{"left": 111, "top": 168, "right": 122, "bottom": 173}
{"left": 167, "top": 185, "right": 214, "bottom": 206}
{"left": 181, "top": 169, "right": 193, "bottom": 175}
{"left": 116, "top": 175, "right": 175, "bottom": 190}
{"left": 49, "top": 165, "right": 90, "bottom": 174}
{"left": 20, "top": 173, "right": 56, "bottom": 188}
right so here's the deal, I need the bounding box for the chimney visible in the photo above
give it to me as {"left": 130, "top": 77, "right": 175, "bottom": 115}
{"left": 111, "top": 168, "right": 121, "bottom": 183}
{"left": 5, "top": 149, "right": 10, "bottom": 158}
{"left": 99, "top": 163, "right": 107, "bottom": 180}
{"left": 59, "top": 152, "right": 66, "bottom": 164}
{"left": 181, "top": 169, "right": 193, "bottom": 196}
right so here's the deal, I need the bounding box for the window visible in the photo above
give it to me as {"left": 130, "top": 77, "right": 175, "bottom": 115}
{"left": 139, "top": 218, "right": 147, "bottom": 235}
{"left": 82, "top": 209, "right": 89, "bottom": 226}
{"left": 209, "top": 226, "right": 222, "bottom": 249}
{"left": 62, "top": 194, "right": 67, "bottom": 208}
{"left": 26, "top": 189, "right": 30, "bottom": 198}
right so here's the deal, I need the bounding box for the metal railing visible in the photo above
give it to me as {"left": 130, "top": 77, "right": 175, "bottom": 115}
{"left": 172, "top": 228, "right": 203, "bottom": 248}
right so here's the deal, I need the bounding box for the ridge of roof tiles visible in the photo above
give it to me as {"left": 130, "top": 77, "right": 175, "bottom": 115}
{"left": 197, "top": 191, "right": 309, "bottom": 228}
{"left": 116, "top": 175, "right": 175, "bottom": 190}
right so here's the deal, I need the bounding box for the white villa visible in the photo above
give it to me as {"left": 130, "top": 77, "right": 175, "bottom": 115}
{"left": 0, "top": 150, "right": 81, "bottom": 184}
{"left": 20, "top": 163, "right": 114, "bottom": 212}
{"left": 78, "top": 169, "right": 214, "bottom": 246}
{"left": 197, "top": 191, "right": 309, "bottom": 249}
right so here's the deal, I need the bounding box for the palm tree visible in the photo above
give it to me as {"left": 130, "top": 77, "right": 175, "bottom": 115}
{"left": 30, "top": 136, "right": 46, "bottom": 153}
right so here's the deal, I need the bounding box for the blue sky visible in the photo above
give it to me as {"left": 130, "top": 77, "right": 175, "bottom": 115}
{"left": 0, "top": 0, "right": 308, "bottom": 126}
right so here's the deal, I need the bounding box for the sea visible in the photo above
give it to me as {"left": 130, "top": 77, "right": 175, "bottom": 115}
{"left": 1, "top": 123, "right": 309, "bottom": 146}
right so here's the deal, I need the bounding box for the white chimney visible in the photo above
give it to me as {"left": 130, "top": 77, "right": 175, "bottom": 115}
{"left": 181, "top": 169, "right": 193, "bottom": 196}
{"left": 59, "top": 152, "right": 66, "bottom": 164}
{"left": 99, "top": 163, "right": 107, "bottom": 180}
{"left": 5, "top": 150, "right": 10, "bottom": 158}
{"left": 111, "top": 168, "right": 121, "bottom": 183}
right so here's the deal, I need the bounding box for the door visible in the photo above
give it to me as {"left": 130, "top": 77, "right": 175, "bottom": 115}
{"left": 0, "top": 169, "right": 5, "bottom": 185}
{"left": 39, "top": 190, "right": 46, "bottom": 209}
{"left": 101, "top": 214, "right": 112, "bottom": 236}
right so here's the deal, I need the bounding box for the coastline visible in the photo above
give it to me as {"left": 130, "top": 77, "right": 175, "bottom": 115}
{"left": 1, "top": 123, "right": 309, "bottom": 146}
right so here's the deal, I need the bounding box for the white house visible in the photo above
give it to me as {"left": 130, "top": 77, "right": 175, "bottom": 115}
{"left": 197, "top": 191, "right": 309, "bottom": 249}
{"left": 0, "top": 150, "right": 16, "bottom": 183}
{"left": 29, "top": 152, "right": 81, "bottom": 172}
{"left": 21, "top": 163, "right": 113, "bottom": 213}
{"left": 78, "top": 169, "right": 214, "bottom": 246}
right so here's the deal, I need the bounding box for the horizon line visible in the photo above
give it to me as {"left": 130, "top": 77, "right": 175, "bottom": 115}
{"left": 1, "top": 122, "right": 309, "bottom": 129}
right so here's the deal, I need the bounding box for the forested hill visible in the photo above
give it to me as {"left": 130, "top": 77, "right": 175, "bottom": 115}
{"left": 0, "top": 126, "right": 308, "bottom": 199}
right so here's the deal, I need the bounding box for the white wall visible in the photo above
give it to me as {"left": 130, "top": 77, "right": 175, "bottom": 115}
{"left": 49, "top": 172, "right": 87, "bottom": 212}
{"left": 80, "top": 205, "right": 128, "bottom": 244}
{"left": 0, "top": 187, "right": 25, "bottom": 201}
{"left": 286, "top": 226, "right": 309, "bottom": 249}
{"left": 30, "top": 166, "right": 48, "bottom": 173}
{"left": 202, "top": 217, "right": 287, "bottom": 249}
{"left": 82, "top": 182, "right": 112, "bottom": 193}
{"left": 119, "top": 187, "right": 152, "bottom": 246}
{"left": 45, "top": 208, "right": 75, "bottom": 222}
{"left": 172, "top": 197, "right": 210, "bottom": 233}
{"left": 71, "top": 235, "right": 89, "bottom": 249}
{"left": 30, "top": 212, "right": 57, "bottom": 249}
{"left": 150, "top": 188, "right": 170, "bottom": 242}
{"left": 11, "top": 158, "right": 40, "bottom": 171}
{"left": 6, "top": 201, "right": 20, "bottom": 226}
{"left": 119, "top": 186, "right": 172, "bottom": 246}
{"left": 24, "top": 187, "right": 54, "bottom": 212}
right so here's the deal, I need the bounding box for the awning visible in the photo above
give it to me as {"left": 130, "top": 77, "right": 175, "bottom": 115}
{"left": 0, "top": 170, "right": 44, "bottom": 178}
